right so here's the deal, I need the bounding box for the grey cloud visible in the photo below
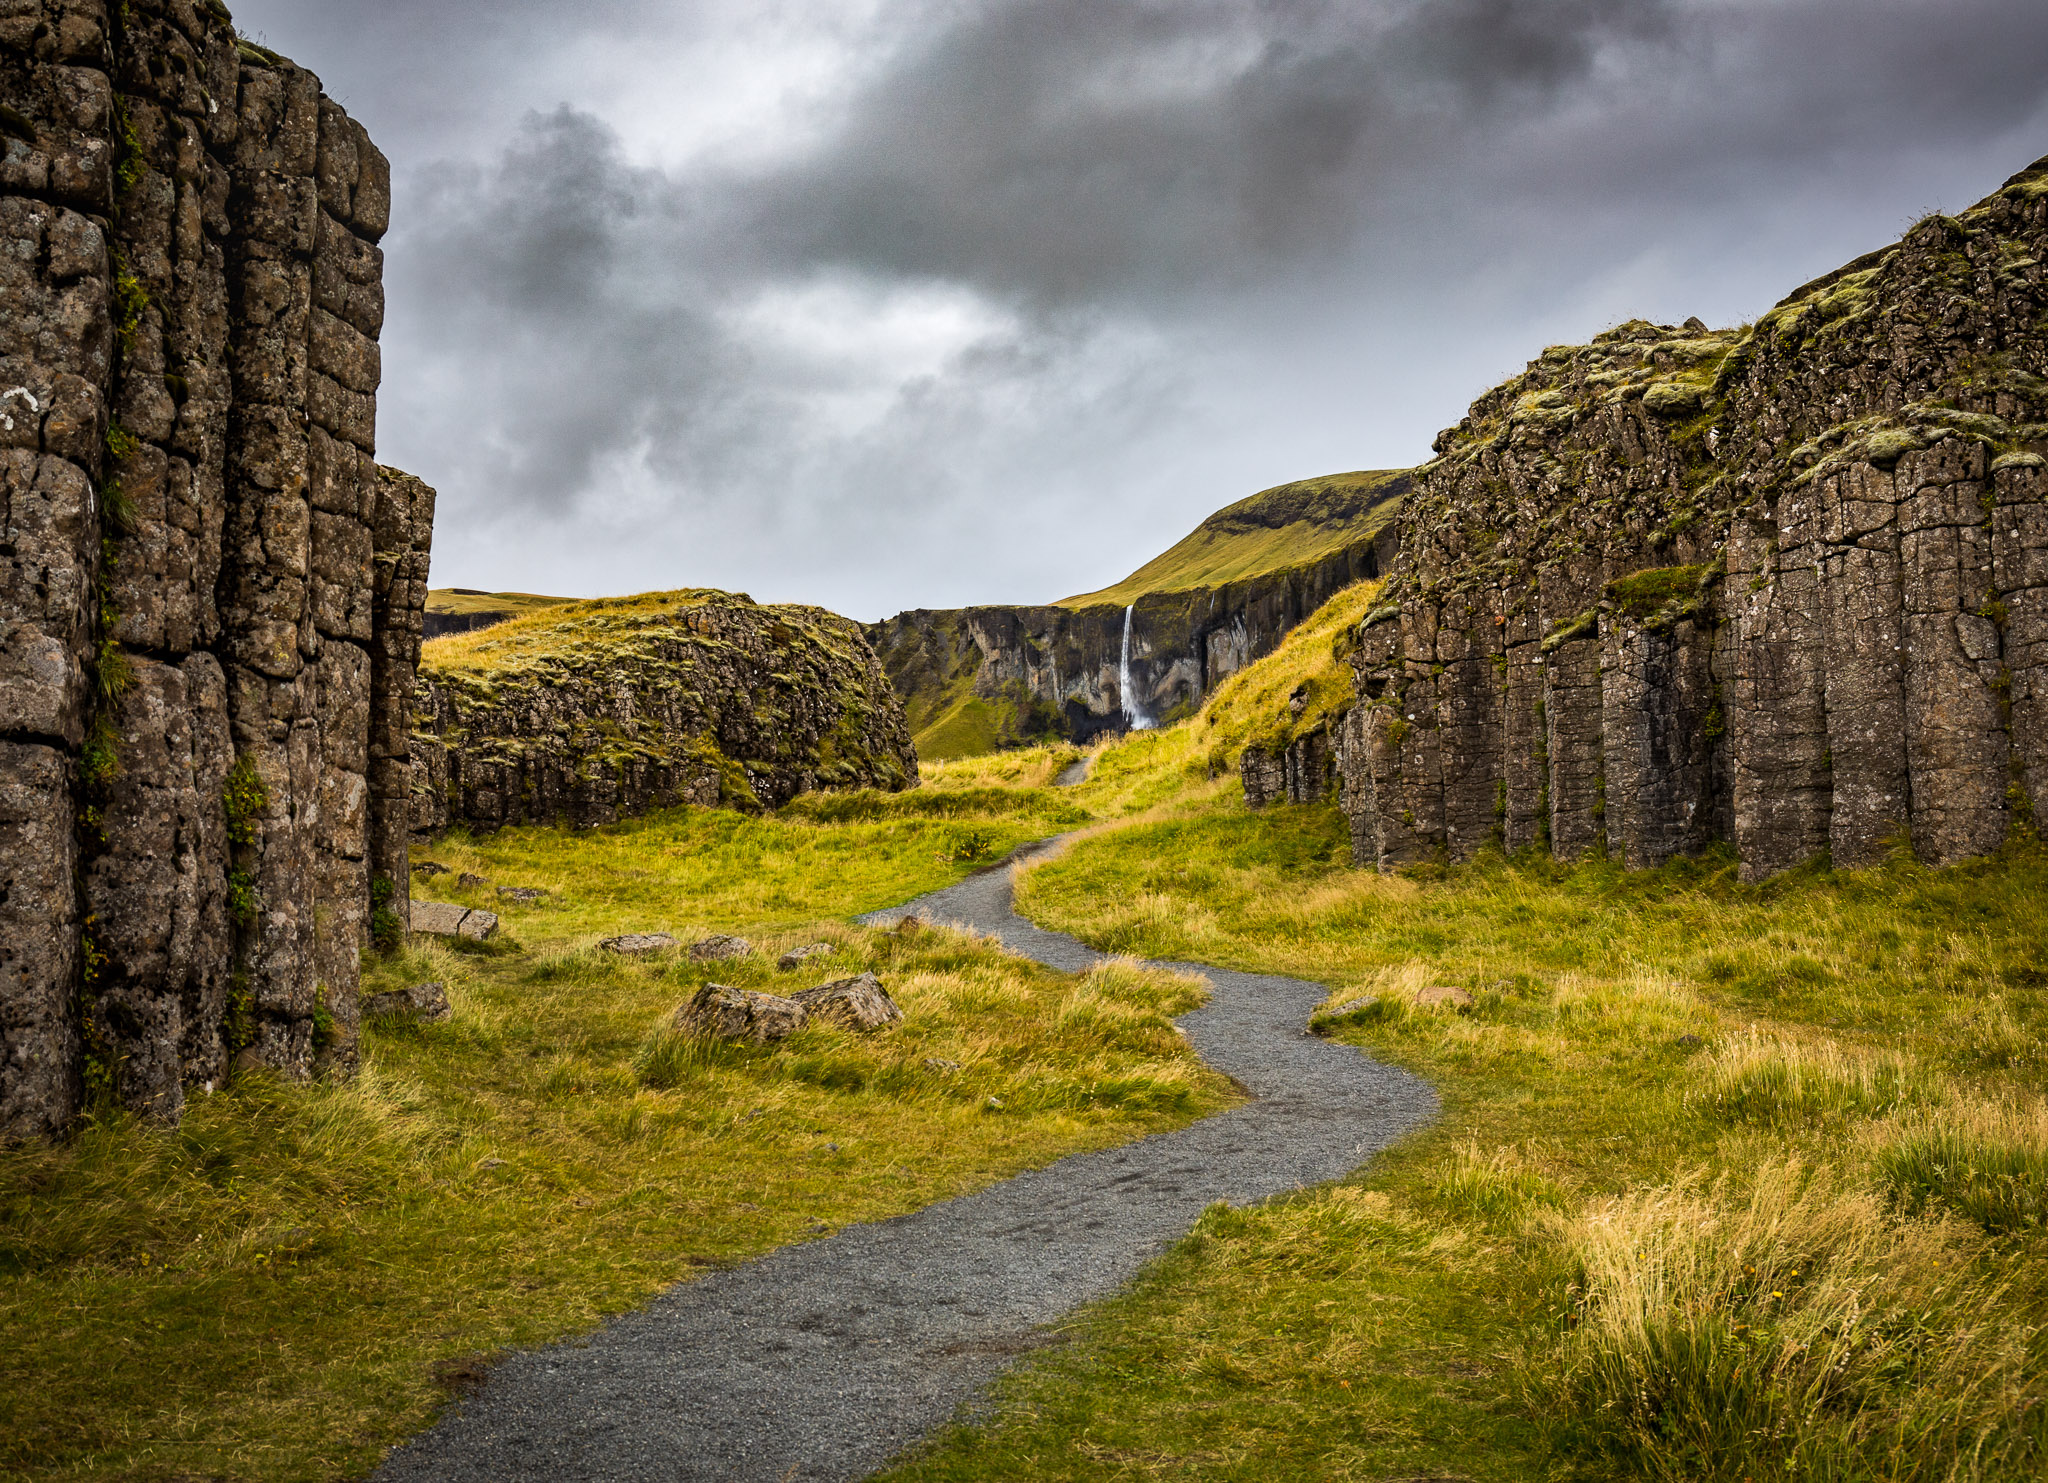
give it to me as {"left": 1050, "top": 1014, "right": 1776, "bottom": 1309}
{"left": 231, "top": 0, "right": 2048, "bottom": 614}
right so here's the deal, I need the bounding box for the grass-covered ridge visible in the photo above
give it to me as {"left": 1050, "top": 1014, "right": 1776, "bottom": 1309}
{"left": 1059, "top": 468, "right": 1407, "bottom": 609}
{"left": 424, "top": 587, "right": 572, "bottom": 620}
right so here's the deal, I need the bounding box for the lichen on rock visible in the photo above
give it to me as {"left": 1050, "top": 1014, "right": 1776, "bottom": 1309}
{"left": 409, "top": 589, "right": 919, "bottom": 833}
{"left": 1333, "top": 153, "right": 2048, "bottom": 881}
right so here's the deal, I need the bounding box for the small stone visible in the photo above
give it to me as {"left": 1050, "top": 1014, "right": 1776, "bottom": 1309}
{"left": 922, "top": 1057, "right": 961, "bottom": 1073}
{"left": 690, "top": 934, "right": 754, "bottom": 963}
{"left": 412, "top": 861, "right": 450, "bottom": 877}
{"left": 1675, "top": 1033, "right": 1705, "bottom": 1050}
{"left": 363, "top": 981, "right": 452, "bottom": 1022}
{"left": 1414, "top": 985, "right": 1475, "bottom": 1011}
{"left": 894, "top": 916, "right": 925, "bottom": 937}
{"left": 777, "top": 943, "right": 832, "bottom": 971}
{"left": 791, "top": 972, "right": 903, "bottom": 1032}
{"left": 479, "top": 1158, "right": 505, "bottom": 1170}
{"left": 411, "top": 900, "right": 499, "bottom": 941}
{"left": 599, "top": 932, "right": 678, "bottom": 955}
{"left": 673, "top": 983, "right": 807, "bottom": 1044}
{"left": 458, "top": 872, "right": 489, "bottom": 888}
{"left": 497, "top": 887, "right": 544, "bottom": 903}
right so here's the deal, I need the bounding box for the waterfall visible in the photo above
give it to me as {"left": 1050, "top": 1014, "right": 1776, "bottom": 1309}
{"left": 1119, "top": 604, "right": 1154, "bottom": 731}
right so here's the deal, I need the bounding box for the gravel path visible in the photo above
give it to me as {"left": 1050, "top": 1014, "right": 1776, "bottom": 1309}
{"left": 375, "top": 840, "right": 1434, "bottom": 1483}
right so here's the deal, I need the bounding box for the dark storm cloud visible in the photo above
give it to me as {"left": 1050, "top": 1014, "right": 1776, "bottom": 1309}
{"left": 229, "top": 0, "right": 2048, "bottom": 613}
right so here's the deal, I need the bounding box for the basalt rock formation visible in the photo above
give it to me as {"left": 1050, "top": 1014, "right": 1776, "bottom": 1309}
{"left": 410, "top": 589, "right": 918, "bottom": 832}
{"left": 0, "top": 5, "right": 426, "bottom": 1138}
{"left": 871, "top": 470, "right": 1405, "bottom": 757}
{"left": 1334, "top": 155, "right": 2048, "bottom": 881}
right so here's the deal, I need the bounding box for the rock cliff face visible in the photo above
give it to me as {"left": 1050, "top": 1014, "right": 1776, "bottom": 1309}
{"left": 410, "top": 590, "right": 918, "bottom": 832}
{"left": 1335, "top": 155, "right": 2048, "bottom": 881}
{"left": 871, "top": 472, "right": 1405, "bottom": 757}
{"left": 0, "top": 5, "right": 425, "bottom": 1137}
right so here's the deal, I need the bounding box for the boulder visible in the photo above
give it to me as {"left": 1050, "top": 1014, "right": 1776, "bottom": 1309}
{"left": 412, "top": 901, "right": 500, "bottom": 941}
{"left": 777, "top": 943, "right": 832, "bottom": 972}
{"left": 363, "top": 982, "right": 452, "bottom": 1023}
{"left": 600, "top": 932, "right": 677, "bottom": 955}
{"left": 1414, "top": 985, "right": 1474, "bottom": 1011}
{"left": 413, "top": 861, "right": 450, "bottom": 878}
{"left": 792, "top": 973, "right": 903, "bottom": 1032}
{"left": 458, "top": 872, "right": 489, "bottom": 888}
{"left": 690, "top": 935, "right": 754, "bottom": 963}
{"left": 675, "top": 984, "right": 808, "bottom": 1044}
{"left": 497, "top": 887, "right": 545, "bottom": 904}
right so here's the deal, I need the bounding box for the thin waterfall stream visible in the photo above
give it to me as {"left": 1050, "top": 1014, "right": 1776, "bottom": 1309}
{"left": 1119, "top": 603, "right": 1154, "bottom": 731}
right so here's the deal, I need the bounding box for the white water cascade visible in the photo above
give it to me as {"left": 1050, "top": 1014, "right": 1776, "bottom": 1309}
{"left": 1119, "top": 603, "right": 1154, "bottom": 731}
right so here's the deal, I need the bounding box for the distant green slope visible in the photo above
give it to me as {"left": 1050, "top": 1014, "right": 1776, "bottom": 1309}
{"left": 1058, "top": 468, "right": 1409, "bottom": 609}
{"left": 425, "top": 588, "right": 573, "bottom": 619}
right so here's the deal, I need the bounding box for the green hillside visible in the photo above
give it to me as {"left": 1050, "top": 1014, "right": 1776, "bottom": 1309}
{"left": 1058, "top": 468, "right": 1409, "bottom": 608}
{"left": 424, "top": 587, "right": 573, "bottom": 619}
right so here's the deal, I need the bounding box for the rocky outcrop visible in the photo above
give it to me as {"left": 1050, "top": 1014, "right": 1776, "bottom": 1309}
{"left": 410, "top": 589, "right": 919, "bottom": 833}
{"left": 1240, "top": 723, "right": 1335, "bottom": 809}
{"left": 0, "top": 6, "right": 426, "bottom": 1137}
{"left": 871, "top": 496, "right": 1403, "bottom": 755}
{"left": 1336, "top": 156, "right": 2048, "bottom": 881}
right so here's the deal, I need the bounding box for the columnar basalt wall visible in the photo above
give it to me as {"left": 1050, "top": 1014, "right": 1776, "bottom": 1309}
{"left": 1339, "top": 156, "right": 2048, "bottom": 882}
{"left": 0, "top": 4, "right": 423, "bottom": 1138}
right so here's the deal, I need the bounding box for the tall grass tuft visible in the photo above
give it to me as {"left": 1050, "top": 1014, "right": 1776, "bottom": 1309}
{"left": 1537, "top": 1162, "right": 2044, "bottom": 1480}
{"left": 1873, "top": 1099, "right": 2048, "bottom": 1236}
{"left": 1691, "top": 1029, "right": 1928, "bottom": 1126}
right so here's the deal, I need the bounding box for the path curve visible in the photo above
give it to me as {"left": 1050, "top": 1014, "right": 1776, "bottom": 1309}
{"left": 376, "top": 840, "right": 1434, "bottom": 1483}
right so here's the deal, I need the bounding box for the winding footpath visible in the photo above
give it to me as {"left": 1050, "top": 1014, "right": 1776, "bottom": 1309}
{"left": 376, "top": 840, "right": 1434, "bottom": 1483}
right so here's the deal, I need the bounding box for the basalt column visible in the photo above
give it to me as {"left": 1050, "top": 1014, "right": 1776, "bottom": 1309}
{"left": 0, "top": 5, "right": 423, "bottom": 1137}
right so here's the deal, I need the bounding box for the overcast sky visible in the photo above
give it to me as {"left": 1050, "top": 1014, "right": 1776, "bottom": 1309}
{"left": 232, "top": 0, "right": 2048, "bottom": 620}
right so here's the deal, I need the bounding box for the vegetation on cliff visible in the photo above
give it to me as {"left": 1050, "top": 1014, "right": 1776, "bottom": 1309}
{"left": 1058, "top": 468, "right": 1409, "bottom": 608}
{"left": 414, "top": 588, "right": 919, "bottom": 827}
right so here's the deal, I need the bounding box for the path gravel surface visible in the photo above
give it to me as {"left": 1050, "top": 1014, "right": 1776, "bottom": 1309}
{"left": 375, "top": 840, "right": 1434, "bottom": 1483}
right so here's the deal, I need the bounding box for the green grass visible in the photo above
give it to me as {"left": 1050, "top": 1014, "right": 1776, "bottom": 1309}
{"left": 0, "top": 796, "right": 1233, "bottom": 1481}
{"left": 877, "top": 789, "right": 2048, "bottom": 1481}
{"left": 1059, "top": 469, "right": 1406, "bottom": 609}
{"left": 424, "top": 587, "right": 572, "bottom": 618}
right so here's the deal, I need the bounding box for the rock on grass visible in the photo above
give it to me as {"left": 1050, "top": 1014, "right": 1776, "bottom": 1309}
{"left": 675, "top": 984, "right": 807, "bottom": 1043}
{"left": 792, "top": 973, "right": 903, "bottom": 1032}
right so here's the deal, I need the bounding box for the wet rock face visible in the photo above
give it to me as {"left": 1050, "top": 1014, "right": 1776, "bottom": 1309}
{"left": 1338, "top": 158, "right": 2048, "bottom": 882}
{"left": 0, "top": 11, "right": 427, "bottom": 1137}
{"left": 409, "top": 590, "right": 919, "bottom": 833}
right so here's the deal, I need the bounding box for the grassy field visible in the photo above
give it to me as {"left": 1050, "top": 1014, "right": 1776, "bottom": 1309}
{"left": 0, "top": 763, "right": 1233, "bottom": 1482}
{"left": 12, "top": 568, "right": 2047, "bottom": 1481}
{"left": 876, "top": 790, "right": 2048, "bottom": 1478}
{"left": 424, "top": 587, "right": 572, "bottom": 619}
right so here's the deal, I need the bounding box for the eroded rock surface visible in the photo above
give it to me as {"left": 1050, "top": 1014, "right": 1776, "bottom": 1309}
{"left": 411, "top": 902, "right": 497, "bottom": 941}
{"left": 1330, "top": 157, "right": 2048, "bottom": 882}
{"left": 674, "top": 984, "right": 807, "bottom": 1044}
{"left": 0, "top": 10, "right": 427, "bottom": 1137}
{"left": 599, "top": 933, "right": 676, "bottom": 956}
{"left": 791, "top": 973, "right": 902, "bottom": 1032}
{"left": 410, "top": 590, "right": 918, "bottom": 832}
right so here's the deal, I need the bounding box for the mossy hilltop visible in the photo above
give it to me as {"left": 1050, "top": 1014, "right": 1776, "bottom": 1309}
{"left": 413, "top": 588, "right": 918, "bottom": 830}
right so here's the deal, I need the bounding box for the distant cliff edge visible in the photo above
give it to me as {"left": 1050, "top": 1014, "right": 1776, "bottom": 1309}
{"left": 869, "top": 469, "right": 1406, "bottom": 758}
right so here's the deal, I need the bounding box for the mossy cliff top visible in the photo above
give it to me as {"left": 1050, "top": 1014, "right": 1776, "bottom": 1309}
{"left": 1060, "top": 468, "right": 1409, "bottom": 609}
{"left": 414, "top": 589, "right": 918, "bottom": 828}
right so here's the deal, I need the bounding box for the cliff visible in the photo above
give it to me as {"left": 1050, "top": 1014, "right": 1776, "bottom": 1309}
{"left": 870, "top": 469, "right": 1405, "bottom": 757}
{"left": 410, "top": 589, "right": 919, "bottom": 832}
{"left": 1331, "top": 154, "right": 2048, "bottom": 881}
{"left": 0, "top": 3, "right": 427, "bottom": 1137}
